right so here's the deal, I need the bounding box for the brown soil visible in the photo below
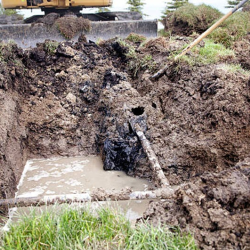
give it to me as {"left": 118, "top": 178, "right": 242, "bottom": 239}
{"left": 55, "top": 16, "right": 91, "bottom": 39}
{"left": 36, "top": 14, "right": 91, "bottom": 39}
{"left": 233, "top": 34, "right": 250, "bottom": 70}
{"left": 143, "top": 166, "right": 250, "bottom": 249}
{"left": 161, "top": 7, "right": 221, "bottom": 36}
{"left": 0, "top": 36, "right": 250, "bottom": 249}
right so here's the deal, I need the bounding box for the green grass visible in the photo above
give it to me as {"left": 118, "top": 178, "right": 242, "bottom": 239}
{"left": 218, "top": 63, "right": 250, "bottom": 76}
{"left": 177, "top": 39, "right": 235, "bottom": 66}
{"left": 167, "top": 3, "right": 222, "bottom": 32}
{"left": 126, "top": 33, "right": 147, "bottom": 43}
{"left": 209, "top": 12, "right": 250, "bottom": 48}
{"left": 0, "top": 206, "right": 198, "bottom": 250}
{"left": 44, "top": 41, "right": 59, "bottom": 55}
{"left": 118, "top": 39, "right": 157, "bottom": 77}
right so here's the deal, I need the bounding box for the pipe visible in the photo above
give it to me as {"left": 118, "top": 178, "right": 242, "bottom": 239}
{"left": 0, "top": 188, "right": 175, "bottom": 208}
{"left": 132, "top": 123, "right": 170, "bottom": 188}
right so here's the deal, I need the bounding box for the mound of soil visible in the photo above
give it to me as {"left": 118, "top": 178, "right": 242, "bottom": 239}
{"left": 55, "top": 16, "right": 91, "bottom": 39}
{"left": 233, "top": 34, "right": 250, "bottom": 70}
{"left": 143, "top": 165, "right": 250, "bottom": 249}
{"left": 36, "top": 14, "right": 91, "bottom": 39}
{"left": 0, "top": 36, "right": 250, "bottom": 249}
{"left": 162, "top": 5, "right": 221, "bottom": 36}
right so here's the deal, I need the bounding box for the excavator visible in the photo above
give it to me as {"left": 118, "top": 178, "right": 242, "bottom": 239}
{"left": 0, "top": 0, "right": 158, "bottom": 47}
{"left": 2, "top": 0, "right": 113, "bottom": 10}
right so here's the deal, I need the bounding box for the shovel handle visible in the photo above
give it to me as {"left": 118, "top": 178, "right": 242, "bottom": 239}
{"left": 232, "top": 0, "right": 249, "bottom": 13}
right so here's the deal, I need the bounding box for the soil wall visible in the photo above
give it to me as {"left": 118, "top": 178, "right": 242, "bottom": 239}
{"left": 0, "top": 44, "right": 28, "bottom": 202}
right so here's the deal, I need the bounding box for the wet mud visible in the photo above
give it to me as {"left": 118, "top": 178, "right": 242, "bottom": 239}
{"left": 17, "top": 156, "right": 152, "bottom": 198}
{"left": 0, "top": 36, "right": 250, "bottom": 249}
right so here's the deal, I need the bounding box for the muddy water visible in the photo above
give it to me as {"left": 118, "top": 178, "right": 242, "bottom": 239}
{"left": 10, "top": 156, "right": 154, "bottom": 225}
{"left": 17, "top": 156, "right": 152, "bottom": 198}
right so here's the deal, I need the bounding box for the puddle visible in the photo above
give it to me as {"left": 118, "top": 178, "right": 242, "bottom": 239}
{"left": 3, "top": 156, "right": 155, "bottom": 230}
{"left": 17, "top": 156, "right": 152, "bottom": 198}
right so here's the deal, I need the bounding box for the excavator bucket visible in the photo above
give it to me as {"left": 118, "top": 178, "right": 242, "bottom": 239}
{"left": 0, "top": 14, "right": 158, "bottom": 48}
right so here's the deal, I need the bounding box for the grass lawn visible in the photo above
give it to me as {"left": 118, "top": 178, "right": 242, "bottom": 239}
{"left": 1, "top": 205, "right": 198, "bottom": 250}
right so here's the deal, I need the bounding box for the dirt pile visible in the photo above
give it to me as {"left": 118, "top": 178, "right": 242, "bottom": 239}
{"left": 233, "top": 34, "right": 250, "bottom": 70}
{"left": 143, "top": 165, "right": 250, "bottom": 249}
{"left": 161, "top": 4, "right": 222, "bottom": 36}
{"left": 36, "top": 13, "right": 91, "bottom": 39}
{"left": 0, "top": 36, "right": 250, "bottom": 249}
{"left": 145, "top": 64, "right": 250, "bottom": 184}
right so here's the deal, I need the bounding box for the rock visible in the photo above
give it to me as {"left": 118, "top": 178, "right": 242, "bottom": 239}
{"left": 57, "top": 43, "right": 77, "bottom": 57}
{"left": 66, "top": 93, "right": 76, "bottom": 104}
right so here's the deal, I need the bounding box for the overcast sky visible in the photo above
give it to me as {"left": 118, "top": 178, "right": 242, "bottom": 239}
{"left": 15, "top": 0, "right": 231, "bottom": 19}
{"left": 113, "top": 0, "right": 229, "bottom": 18}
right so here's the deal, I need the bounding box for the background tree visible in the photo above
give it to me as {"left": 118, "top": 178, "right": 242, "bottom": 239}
{"left": 226, "top": 0, "right": 241, "bottom": 8}
{"left": 127, "top": 0, "right": 145, "bottom": 16}
{"left": 0, "top": 3, "right": 20, "bottom": 16}
{"left": 96, "top": 7, "right": 111, "bottom": 13}
{"left": 166, "top": 0, "right": 189, "bottom": 12}
{"left": 0, "top": 3, "right": 5, "bottom": 14}
{"left": 162, "top": 0, "right": 189, "bottom": 17}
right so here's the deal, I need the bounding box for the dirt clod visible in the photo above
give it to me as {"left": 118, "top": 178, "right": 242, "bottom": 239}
{"left": 55, "top": 16, "right": 91, "bottom": 39}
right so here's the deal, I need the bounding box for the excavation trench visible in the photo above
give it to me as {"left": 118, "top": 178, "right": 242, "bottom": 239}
{"left": 0, "top": 40, "right": 169, "bottom": 229}
{"left": 1, "top": 38, "right": 250, "bottom": 249}
{"left": 1, "top": 109, "right": 170, "bottom": 225}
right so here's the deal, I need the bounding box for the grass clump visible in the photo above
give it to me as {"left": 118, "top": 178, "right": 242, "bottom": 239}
{"left": 44, "top": 40, "right": 59, "bottom": 55}
{"left": 0, "top": 41, "right": 21, "bottom": 64}
{"left": 162, "top": 3, "right": 222, "bottom": 35}
{"left": 178, "top": 39, "right": 235, "bottom": 66}
{"left": 158, "top": 29, "right": 172, "bottom": 37}
{"left": 209, "top": 12, "right": 250, "bottom": 47}
{"left": 209, "top": 27, "right": 233, "bottom": 48}
{"left": 162, "top": 3, "right": 250, "bottom": 48}
{"left": 126, "top": 33, "right": 147, "bottom": 43}
{"left": 56, "top": 16, "right": 91, "bottom": 39}
{"left": 118, "top": 39, "right": 157, "bottom": 77}
{"left": 0, "top": 3, "right": 23, "bottom": 18}
{"left": 175, "top": 4, "right": 221, "bottom": 30}
{"left": 221, "top": 12, "right": 250, "bottom": 40}
{"left": 0, "top": 206, "right": 198, "bottom": 250}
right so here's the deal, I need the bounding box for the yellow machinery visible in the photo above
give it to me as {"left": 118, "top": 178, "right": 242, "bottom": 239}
{"left": 0, "top": 0, "right": 158, "bottom": 48}
{"left": 2, "top": 0, "right": 113, "bottom": 9}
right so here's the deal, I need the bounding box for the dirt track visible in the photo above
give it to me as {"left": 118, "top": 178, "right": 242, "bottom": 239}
{"left": 0, "top": 36, "right": 250, "bottom": 249}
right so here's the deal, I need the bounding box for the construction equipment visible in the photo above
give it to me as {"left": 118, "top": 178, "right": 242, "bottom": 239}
{"left": 1, "top": 0, "right": 139, "bottom": 20}
{"left": 0, "top": 0, "right": 158, "bottom": 48}
{"left": 2, "top": 0, "right": 113, "bottom": 12}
